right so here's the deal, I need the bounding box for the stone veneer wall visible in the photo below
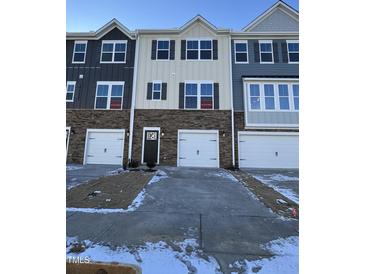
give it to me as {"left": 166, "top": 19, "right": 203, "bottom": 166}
{"left": 66, "top": 110, "right": 131, "bottom": 165}
{"left": 233, "top": 111, "right": 299, "bottom": 167}
{"left": 132, "top": 109, "right": 233, "bottom": 168}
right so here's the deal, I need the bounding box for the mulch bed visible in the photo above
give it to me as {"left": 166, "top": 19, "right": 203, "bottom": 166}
{"left": 67, "top": 171, "right": 153, "bottom": 209}
{"left": 229, "top": 170, "right": 299, "bottom": 219}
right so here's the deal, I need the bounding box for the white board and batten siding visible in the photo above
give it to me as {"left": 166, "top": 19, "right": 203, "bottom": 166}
{"left": 238, "top": 132, "right": 298, "bottom": 169}
{"left": 178, "top": 130, "right": 219, "bottom": 168}
{"left": 83, "top": 129, "right": 125, "bottom": 165}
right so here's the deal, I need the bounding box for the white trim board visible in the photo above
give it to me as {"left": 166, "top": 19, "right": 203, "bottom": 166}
{"left": 141, "top": 127, "right": 161, "bottom": 165}
{"left": 83, "top": 128, "right": 125, "bottom": 166}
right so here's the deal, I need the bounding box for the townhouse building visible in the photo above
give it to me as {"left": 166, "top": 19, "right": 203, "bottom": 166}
{"left": 66, "top": 0, "right": 299, "bottom": 169}
{"left": 131, "top": 16, "right": 233, "bottom": 168}
{"left": 231, "top": 1, "right": 299, "bottom": 169}
{"left": 66, "top": 20, "right": 136, "bottom": 166}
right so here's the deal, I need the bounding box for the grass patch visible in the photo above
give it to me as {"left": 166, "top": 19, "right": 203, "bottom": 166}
{"left": 67, "top": 171, "right": 154, "bottom": 209}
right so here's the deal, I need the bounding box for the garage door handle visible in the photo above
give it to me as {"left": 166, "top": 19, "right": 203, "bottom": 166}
{"left": 240, "top": 158, "right": 246, "bottom": 160}
{"left": 275, "top": 152, "right": 278, "bottom": 156}
{"left": 87, "top": 155, "right": 94, "bottom": 157}
{"left": 209, "top": 140, "right": 217, "bottom": 142}
{"left": 179, "top": 157, "right": 186, "bottom": 159}
{"left": 104, "top": 148, "right": 107, "bottom": 153}
{"left": 116, "top": 156, "right": 122, "bottom": 158}
{"left": 210, "top": 158, "right": 217, "bottom": 160}
{"left": 179, "top": 139, "right": 187, "bottom": 141}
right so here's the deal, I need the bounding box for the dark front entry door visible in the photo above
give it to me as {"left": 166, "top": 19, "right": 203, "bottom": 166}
{"left": 143, "top": 129, "right": 159, "bottom": 164}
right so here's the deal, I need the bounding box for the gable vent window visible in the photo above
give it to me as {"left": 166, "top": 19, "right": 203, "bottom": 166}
{"left": 72, "top": 41, "right": 87, "bottom": 63}
{"left": 287, "top": 40, "right": 299, "bottom": 63}
{"left": 259, "top": 40, "right": 273, "bottom": 63}
{"left": 234, "top": 41, "right": 248, "bottom": 63}
{"left": 100, "top": 40, "right": 127, "bottom": 63}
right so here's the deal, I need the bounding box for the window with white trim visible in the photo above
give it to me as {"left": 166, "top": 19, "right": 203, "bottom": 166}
{"left": 157, "top": 40, "right": 170, "bottom": 60}
{"left": 100, "top": 40, "right": 127, "bottom": 63}
{"left": 187, "top": 40, "right": 212, "bottom": 60}
{"left": 259, "top": 40, "right": 273, "bottom": 63}
{"left": 247, "top": 81, "right": 299, "bottom": 112}
{"left": 234, "top": 41, "right": 248, "bottom": 63}
{"left": 293, "top": 84, "right": 299, "bottom": 110}
{"left": 66, "top": 81, "right": 76, "bottom": 102}
{"left": 278, "top": 84, "right": 290, "bottom": 110}
{"left": 94, "top": 82, "right": 124, "bottom": 109}
{"left": 72, "top": 41, "right": 87, "bottom": 63}
{"left": 249, "top": 84, "right": 261, "bottom": 110}
{"left": 184, "top": 82, "right": 213, "bottom": 109}
{"left": 264, "top": 84, "right": 275, "bottom": 110}
{"left": 287, "top": 40, "right": 299, "bottom": 63}
{"left": 152, "top": 82, "right": 162, "bottom": 100}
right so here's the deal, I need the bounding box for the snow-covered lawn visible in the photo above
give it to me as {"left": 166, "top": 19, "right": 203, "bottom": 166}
{"left": 243, "top": 236, "right": 299, "bottom": 274}
{"left": 66, "top": 165, "right": 83, "bottom": 171}
{"left": 66, "top": 170, "right": 168, "bottom": 214}
{"left": 66, "top": 237, "right": 221, "bottom": 274}
{"left": 253, "top": 173, "right": 299, "bottom": 204}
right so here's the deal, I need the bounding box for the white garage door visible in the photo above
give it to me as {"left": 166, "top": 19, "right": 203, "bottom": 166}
{"left": 238, "top": 133, "right": 298, "bottom": 169}
{"left": 84, "top": 130, "right": 125, "bottom": 165}
{"left": 178, "top": 130, "right": 219, "bottom": 168}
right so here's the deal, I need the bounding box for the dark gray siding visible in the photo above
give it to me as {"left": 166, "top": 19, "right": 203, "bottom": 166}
{"left": 66, "top": 28, "right": 136, "bottom": 109}
{"left": 231, "top": 39, "right": 299, "bottom": 111}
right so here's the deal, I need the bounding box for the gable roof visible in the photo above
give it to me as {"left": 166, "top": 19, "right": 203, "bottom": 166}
{"left": 137, "top": 15, "right": 230, "bottom": 35}
{"left": 242, "top": 1, "right": 299, "bottom": 32}
{"left": 66, "top": 18, "right": 135, "bottom": 40}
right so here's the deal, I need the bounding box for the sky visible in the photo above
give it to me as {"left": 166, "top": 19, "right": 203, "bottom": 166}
{"left": 66, "top": 0, "right": 299, "bottom": 32}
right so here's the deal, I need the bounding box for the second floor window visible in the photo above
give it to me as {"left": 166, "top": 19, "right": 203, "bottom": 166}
{"left": 100, "top": 41, "right": 127, "bottom": 63}
{"left": 66, "top": 81, "right": 76, "bottom": 102}
{"left": 185, "top": 82, "right": 213, "bottom": 109}
{"left": 187, "top": 40, "right": 212, "bottom": 60}
{"left": 152, "top": 82, "right": 162, "bottom": 100}
{"left": 234, "top": 41, "right": 248, "bottom": 63}
{"left": 157, "top": 40, "right": 170, "bottom": 60}
{"left": 72, "top": 41, "right": 87, "bottom": 63}
{"left": 259, "top": 40, "right": 273, "bottom": 63}
{"left": 247, "top": 81, "right": 299, "bottom": 111}
{"left": 94, "top": 82, "right": 124, "bottom": 110}
{"left": 287, "top": 40, "right": 299, "bottom": 63}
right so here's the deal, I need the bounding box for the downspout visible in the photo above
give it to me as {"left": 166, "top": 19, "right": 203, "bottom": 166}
{"left": 128, "top": 32, "right": 140, "bottom": 162}
{"left": 228, "top": 35, "right": 236, "bottom": 167}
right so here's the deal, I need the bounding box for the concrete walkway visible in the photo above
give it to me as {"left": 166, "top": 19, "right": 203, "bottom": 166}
{"left": 67, "top": 167, "right": 298, "bottom": 273}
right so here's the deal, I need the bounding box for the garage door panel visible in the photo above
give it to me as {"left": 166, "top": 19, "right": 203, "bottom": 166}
{"left": 239, "top": 134, "right": 298, "bottom": 169}
{"left": 85, "top": 130, "right": 124, "bottom": 165}
{"left": 178, "top": 131, "right": 219, "bottom": 168}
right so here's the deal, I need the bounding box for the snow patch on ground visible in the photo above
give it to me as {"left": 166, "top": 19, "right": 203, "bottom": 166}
{"left": 66, "top": 165, "right": 83, "bottom": 171}
{"left": 243, "top": 236, "right": 299, "bottom": 274}
{"left": 66, "top": 237, "right": 222, "bottom": 274}
{"left": 106, "top": 168, "right": 129, "bottom": 176}
{"left": 214, "top": 170, "right": 239, "bottom": 182}
{"left": 253, "top": 174, "right": 299, "bottom": 204}
{"left": 66, "top": 169, "right": 168, "bottom": 214}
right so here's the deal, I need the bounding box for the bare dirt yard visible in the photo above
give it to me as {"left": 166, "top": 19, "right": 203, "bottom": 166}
{"left": 229, "top": 170, "right": 299, "bottom": 219}
{"left": 66, "top": 171, "right": 153, "bottom": 209}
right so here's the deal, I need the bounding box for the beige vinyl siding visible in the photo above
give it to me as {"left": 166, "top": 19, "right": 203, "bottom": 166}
{"left": 135, "top": 22, "right": 232, "bottom": 110}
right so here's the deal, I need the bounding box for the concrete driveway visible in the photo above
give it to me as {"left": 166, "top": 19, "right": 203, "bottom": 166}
{"left": 245, "top": 169, "right": 299, "bottom": 204}
{"left": 67, "top": 167, "right": 298, "bottom": 273}
{"left": 66, "top": 164, "right": 121, "bottom": 189}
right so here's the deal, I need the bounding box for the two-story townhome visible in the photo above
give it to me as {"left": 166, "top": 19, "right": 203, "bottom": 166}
{"left": 130, "top": 16, "right": 234, "bottom": 168}
{"left": 231, "top": 1, "right": 299, "bottom": 169}
{"left": 66, "top": 19, "right": 136, "bottom": 166}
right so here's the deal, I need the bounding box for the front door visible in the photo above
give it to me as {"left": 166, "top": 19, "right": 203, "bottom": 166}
{"left": 143, "top": 129, "right": 159, "bottom": 164}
